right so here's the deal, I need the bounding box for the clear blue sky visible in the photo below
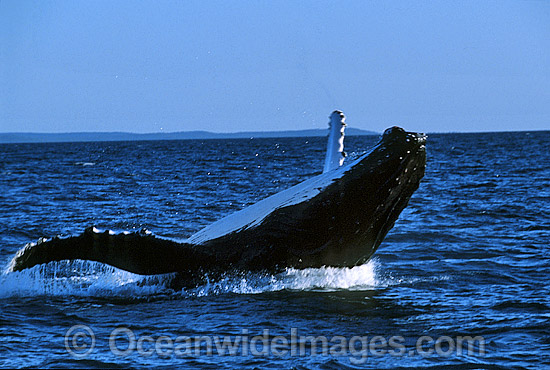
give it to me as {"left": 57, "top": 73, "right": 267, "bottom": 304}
{"left": 1, "top": 1, "right": 548, "bottom": 133}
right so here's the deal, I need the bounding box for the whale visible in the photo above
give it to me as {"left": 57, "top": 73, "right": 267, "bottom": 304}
{"left": 9, "top": 112, "right": 426, "bottom": 289}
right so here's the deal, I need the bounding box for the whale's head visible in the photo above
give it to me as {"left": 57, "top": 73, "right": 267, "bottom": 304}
{"left": 266, "top": 125, "right": 427, "bottom": 269}
{"left": 309, "top": 125, "right": 427, "bottom": 266}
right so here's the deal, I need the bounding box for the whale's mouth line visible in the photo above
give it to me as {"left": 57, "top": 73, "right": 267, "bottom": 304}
{"left": 374, "top": 151, "right": 424, "bottom": 231}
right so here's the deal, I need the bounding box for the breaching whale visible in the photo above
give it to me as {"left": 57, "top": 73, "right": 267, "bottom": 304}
{"left": 9, "top": 111, "right": 426, "bottom": 289}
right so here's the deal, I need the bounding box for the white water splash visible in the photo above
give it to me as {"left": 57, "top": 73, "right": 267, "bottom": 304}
{"left": 187, "top": 260, "right": 378, "bottom": 296}
{"left": 0, "top": 260, "right": 172, "bottom": 298}
{"left": 0, "top": 260, "right": 379, "bottom": 299}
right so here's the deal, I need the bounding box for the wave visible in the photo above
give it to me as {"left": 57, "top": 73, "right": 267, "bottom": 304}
{"left": 0, "top": 259, "right": 378, "bottom": 299}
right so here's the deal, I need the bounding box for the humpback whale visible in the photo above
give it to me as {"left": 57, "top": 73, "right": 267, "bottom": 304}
{"left": 9, "top": 111, "right": 426, "bottom": 289}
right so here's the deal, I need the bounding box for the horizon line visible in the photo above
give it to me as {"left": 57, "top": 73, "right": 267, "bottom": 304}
{"left": 1, "top": 128, "right": 549, "bottom": 135}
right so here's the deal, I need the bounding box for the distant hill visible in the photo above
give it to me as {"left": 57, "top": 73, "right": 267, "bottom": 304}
{"left": 0, "top": 128, "right": 378, "bottom": 144}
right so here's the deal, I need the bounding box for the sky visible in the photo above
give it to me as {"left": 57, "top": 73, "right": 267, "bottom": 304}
{"left": 1, "top": 1, "right": 549, "bottom": 134}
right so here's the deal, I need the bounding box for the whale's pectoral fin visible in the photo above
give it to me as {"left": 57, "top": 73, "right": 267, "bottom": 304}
{"left": 323, "top": 110, "right": 346, "bottom": 173}
{"left": 10, "top": 227, "right": 210, "bottom": 275}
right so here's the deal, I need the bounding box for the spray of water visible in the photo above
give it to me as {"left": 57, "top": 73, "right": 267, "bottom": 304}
{"left": 0, "top": 259, "right": 379, "bottom": 299}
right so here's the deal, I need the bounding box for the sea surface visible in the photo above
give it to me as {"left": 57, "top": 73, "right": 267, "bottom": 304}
{"left": 0, "top": 131, "right": 549, "bottom": 369}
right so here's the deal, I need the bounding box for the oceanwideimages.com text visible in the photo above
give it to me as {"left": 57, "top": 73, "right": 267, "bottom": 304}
{"left": 65, "top": 325, "right": 485, "bottom": 364}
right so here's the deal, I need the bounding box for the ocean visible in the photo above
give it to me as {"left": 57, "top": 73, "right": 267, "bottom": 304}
{"left": 0, "top": 131, "right": 548, "bottom": 369}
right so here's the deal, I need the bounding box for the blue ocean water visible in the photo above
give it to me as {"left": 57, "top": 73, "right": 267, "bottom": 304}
{"left": 0, "top": 131, "right": 549, "bottom": 369}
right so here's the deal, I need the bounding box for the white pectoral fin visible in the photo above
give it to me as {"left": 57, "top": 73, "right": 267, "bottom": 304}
{"left": 323, "top": 110, "right": 346, "bottom": 173}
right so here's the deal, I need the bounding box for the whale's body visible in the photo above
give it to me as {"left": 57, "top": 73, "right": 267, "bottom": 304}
{"left": 9, "top": 116, "right": 426, "bottom": 289}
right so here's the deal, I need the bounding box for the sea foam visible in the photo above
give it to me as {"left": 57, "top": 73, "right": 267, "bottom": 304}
{"left": 0, "top": 259, "right": 378, "bottom": 299}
